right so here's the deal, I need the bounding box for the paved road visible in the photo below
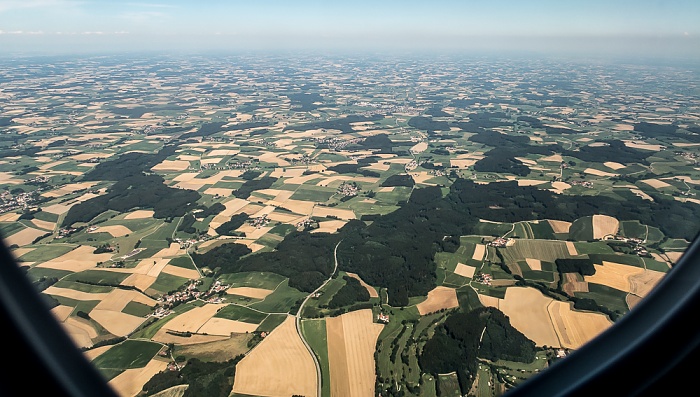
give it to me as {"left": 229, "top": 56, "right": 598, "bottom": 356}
{"left": 295, "top": 240, "right": 341, "bottom": 397}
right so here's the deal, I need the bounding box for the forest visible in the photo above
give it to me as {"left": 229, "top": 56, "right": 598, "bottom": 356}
{"left": 420, "top": 307, "right": 537, "bottom": 392}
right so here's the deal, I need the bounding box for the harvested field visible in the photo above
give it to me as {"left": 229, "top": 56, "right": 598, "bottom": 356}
{"left": 472, "top": 244, "right": 486, "bottom": 261}
{"left": 90, "top": 310, "right": 146, "bottom": 337}
{"left": 550, "top": 181, "right": 571, "bottom": 193}
{"left": 312, "top": 220, "right": 348, "bottom": 234}
{"left": 41, "top": 203, "right": 77, "bottom": 215}
{"left": 93, "top": 289, "right": 156, "bottom": 312}
{"left": 566, "top": 241, "right": 578, "bottom": 256}
{"left": 345, "top": 272, "right": 379, "bottom": 298}
{"left": 90, "top": 225, "right": 132, "bottom": 237}
{"left": 665, "top": 251, "right": 685, "bottom": 263}
{"left": 454, "top": 263, "right": 476, "bottom": 278}
{"left": 583, "top": 168, "right": 618, "bottom": 177}
{"left": 203, "top": 187, "right": 233, "bottom": 197}
{"left": 548, "top": 301, "right": 612, "bottom": 349}
{"left": 499, "top": 287, "right": 560, "bottom": 347}
{"left": 152, "top": 330, "right": 229, "bottom": 345}
{"left": 63, "top": 317, "right": 98, "bottom": 348}
{"left": 83, "top": 345, "right": 113, "bottom": 361}
{"left": 162, "top": 264, "right": 199, "bottom": 280}
{"left": 124, "top": 210, "right": 155, "bottom": 219}
{"left": 226, "top": 287, "right": 274, "bottom": 300}
{"left": 312, "top": 206, "right": 356, "bottom": 220}
{"left": 198, "top": 317, "right": 259, "bottom": 335}
{"left": 585, "top": 261, "right": 645, "bottom": 293}
{"left": 232, "top": 315, "right": 316, "bottom": 397}
{"left": 640, "top": 178, "right": 671, "bottom": 189}
{"left": 592, "top": 215, "right": 619, "bottom": 239}
{"left": 416, "top": 286, "right": 459, "bottom": 315}
{"left": 44, "top": 286, "right": 110, "bottom": 301}
{"left": 152, "top": 159, "right": 190, "bottom": 171}
{"left": 155, "top": 243, "right": 183, "bottom": 258}
{"left": 122, "top": 274, "right": 157, "bottom": 291}
{"left": 51, "top": 305, "right": 74, "bottom": 322}
{"left": 36, "top": 245, "right": 114, "bottom": 272}
{"left": 603, "top": 161, "right": 626, "bottom": 170}
{"left": 449, "top": 159, "right": 477, "bottom": 168}
{"left": 162, "top": 303, "right": 226, "bottom": 334}
{"left": 326, "top": 309, "right": 384, "bottom": 397}
{"left": 628, "top": 270, "right": 665, "bottom": 298}
{"left": 4, "top": 227, "right": 47, "bottom": 247}
{"left": 562, "top": 273, "right": 588, "bottom": 296}
{"left": 478, "top": 294, "right": 500, "bottom": 309}
{"left": 30, "top": 218, "right": 55, "bottom": 231}
{"left": 41, "top": 182, "right": 98, "bottom": 198}
{"left": 151, "top": 385, "right": 188, "bottom": 397}
{"left": 0, "top": 212, "right": 21, "bottom": 222}
{"left": 539, "top": 154, "right": 563, "bottom": 162}
{"left": 517, "top": 179, "right": 547, "bottom": 186}
{"left": 109, "top": 359, "right": 168, "bottom": 397}
{"left": 624, "top": 141, "right": 665, "bottom": 151}
{"left": 548, "top": 220, "right": 571, "bottom": 234}
{"left": 525, "top": 258, "right": 542, "bottom": 271}
{"left": 631, "top": 188, "right": 654, "bottom": 201}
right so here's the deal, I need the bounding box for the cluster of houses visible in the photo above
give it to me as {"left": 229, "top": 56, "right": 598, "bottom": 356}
{"left": 474, "top": 272, "right": 494, "bottom": 286}
{"left": 249, "top": 214, "right": 270, "bottom": 228}
{"left": 337, "top": 182, "right": 360, "bottom": 197}
{"left": 0, "top": 190, "right": 42, "bottom": 213}
{"left": 570, "top": 180, "right": 593, "bottom": 188}
{"left": 377, "top": 312, "right": 390, "bottom": 324}
{"left": 154, "top": 279, "right": 231, "bottom": 315}
{"left": 488, "top": 237, "right": 514, "bottom": 248}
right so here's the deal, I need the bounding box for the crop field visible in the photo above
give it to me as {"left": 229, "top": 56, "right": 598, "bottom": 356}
{"left": 500, "top": 240, "right": 575, "bottom": 263}
{"left": 248, "top": 279, "right": 307, "bottom": 313}
{"left": 232, "top": 315, "right": 317, "bottom": 397}
{"left": 213, "top": 304, "right": 268, "bottom": 324}
{"left": 302, "top": 318, "right": 331, "bottom": 397}
{"left": 416, "top": 286, "right": 459, "bottom": 315}
{"left": 91, "top": 339, "right": 163, "bottom": 371}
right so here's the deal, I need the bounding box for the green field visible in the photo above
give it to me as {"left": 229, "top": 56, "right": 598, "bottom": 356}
{"left": 214, "top": 304, "right": 268, "bottom": 323}
{"left": 569, "top": 216, "right": 594, "bottom": 241}
{"left": 130, "top": 304, "right": 196, "bottom": 339}
{"left": 148, "top": 272, "right": 189, "bottom": 294}
{"left": 0, "top": 221, "right": 26, "bottom": 238}
{"left": 248, "top": 279, "right": 306, "bottom": 313}
{"left": 500, "top": 239, "right": 574, "bottom": 263}
{"left": 52, "top": 280, "right": 115, "bottom": 293}
{"left": 438, "top": 373, "right": 462, "bottom": 397}
{"left": 301, "top": 319, "right": 331, "bottom": 397}
{"left": 255, "top": 313, "right": 288, "bottom": 333}
{"left": 168, "top": 256, "right": 196, "bottom": 269}
{"left": 91, "top": 339, "right": 163, "bottom": 370}
{"left": 218, "top": 271, "right": 287, "bottom": 290}
{"left": 16, "top": 244, "right": 76, "bottom": 262}
{"left": 63, "top": 270, "right": 130, "bottom": 285}
{"left": 122, "top": 301, "right": 154, "bottom": 317}
{"left": 576, "top": 283, "right": 630, "bottom": 315}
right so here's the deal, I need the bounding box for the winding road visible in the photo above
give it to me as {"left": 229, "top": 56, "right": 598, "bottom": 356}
{"left": 295, "top": 240, "right": 341, "bottom": 397}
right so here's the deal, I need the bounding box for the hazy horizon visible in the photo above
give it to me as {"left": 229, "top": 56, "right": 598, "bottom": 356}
{"left": 1, "top": 0, "right": 699, "bottom": 61}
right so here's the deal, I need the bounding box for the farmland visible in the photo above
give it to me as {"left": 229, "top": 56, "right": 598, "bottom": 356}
{"left": 1, "top": 53, "right": 698, "bottom": 397}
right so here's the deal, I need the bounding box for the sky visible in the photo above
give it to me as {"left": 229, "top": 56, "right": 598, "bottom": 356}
{"left": 0, "top": 0, "right": 699, "bottom": 59}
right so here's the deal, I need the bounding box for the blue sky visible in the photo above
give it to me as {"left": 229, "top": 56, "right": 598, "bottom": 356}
{"left": 0, "top": 0, "right": 698, "bottom": 57}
